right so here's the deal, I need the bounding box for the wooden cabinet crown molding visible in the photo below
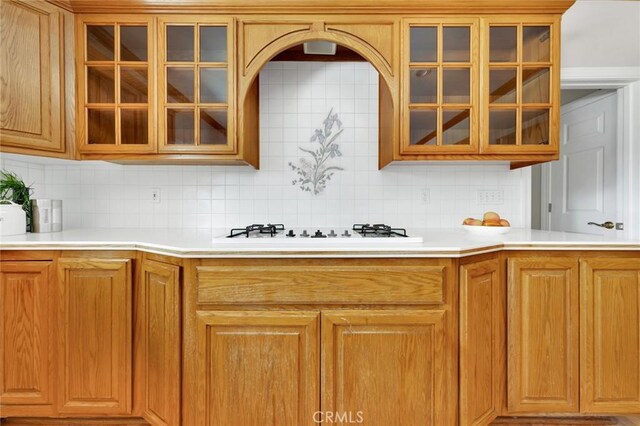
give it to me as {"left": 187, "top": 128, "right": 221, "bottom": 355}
{"left": 45, "top": 0, "right": 576, "bottom": 14}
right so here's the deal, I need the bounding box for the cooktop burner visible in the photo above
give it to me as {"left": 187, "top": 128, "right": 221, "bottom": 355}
{"left": 353, "top": 224, "right": 408, "bottom": 238}
{"left": 227, "top": 224, "right": 285, "bottom": 238}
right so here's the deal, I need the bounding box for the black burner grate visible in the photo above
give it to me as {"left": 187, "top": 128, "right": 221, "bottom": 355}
{"left": 227, "top": 224, "right": 285, "bottom": 238}
{"left": 352, "top": 223, "right": 408, "bottom": 237}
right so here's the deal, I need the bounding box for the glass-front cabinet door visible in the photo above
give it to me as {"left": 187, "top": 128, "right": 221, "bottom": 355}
{"left": 402, "top": 19, "right": 479, "bottom": 155}
{"left": 482, "top": 17, "right": 559, "bottom": 154}
{"left": 78, "top": 17, "right": 155, "bottom": 153}
{"left": 158, "top": 17, "right": 235, "bottom": 154}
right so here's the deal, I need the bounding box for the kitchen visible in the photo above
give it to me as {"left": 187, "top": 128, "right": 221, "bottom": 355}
{"left": 0, "top": 0, "right": 639, "bottom": 425}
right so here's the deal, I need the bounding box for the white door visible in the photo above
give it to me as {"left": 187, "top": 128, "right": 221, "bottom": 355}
{"left": 548, "top": 92, "right": 618, "bottom": 235}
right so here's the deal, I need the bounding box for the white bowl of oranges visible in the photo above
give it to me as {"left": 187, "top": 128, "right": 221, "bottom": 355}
{"left": 462, "top": 212, "right": 511, "bottom": 235}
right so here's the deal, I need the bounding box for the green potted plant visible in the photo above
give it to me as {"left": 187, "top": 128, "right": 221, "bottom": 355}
{"left": 0, "top": 170, "right": 33, "bottom": 232}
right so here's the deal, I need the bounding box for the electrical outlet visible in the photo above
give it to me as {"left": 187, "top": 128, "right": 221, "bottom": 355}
{"left": 421, "top": 188, "right": 430, "bottom": 204}
{"left": 477, "top": 190, "right": 504, "bottom": 205}
{"left": 151, "top": 188, "right": 161, "bottom": 203}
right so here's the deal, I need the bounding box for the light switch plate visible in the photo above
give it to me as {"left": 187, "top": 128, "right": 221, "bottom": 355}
{"left": 477, "top": 190, "right": 504, "bottom": 205}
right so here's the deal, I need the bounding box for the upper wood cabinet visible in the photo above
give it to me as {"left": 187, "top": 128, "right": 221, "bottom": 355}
{"left": 157, "top": 16, "right": 235, "bottom": 155}
{"left": 398, "top": 15, "right": 560, "bottom": 166}
{"left": 402, "top": 18, "right": 479, "bottom": 155}
{"left": 0, "top": 0, "right": 65, "bottom": 156}
{"left": 481, "top": 16, "right": 559, "bottom": 155}
{"left": 76, "top": 15, "right": 156, "bottom": 154}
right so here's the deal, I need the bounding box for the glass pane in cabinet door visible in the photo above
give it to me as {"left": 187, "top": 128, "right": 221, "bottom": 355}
{"left": 410, "top": 68, "right": 437, "bottom": 104}
{"left": 121, "top": 68, "right": 148, "bottom": 103}
{"left": 167, "top": 26, "right": 194, "bottom": 62}
{"left": 442, "top": 109, "right": 470, "bottom": 145}
{"left": 200, "top": 109, "right": 228, "bottom": 145}
{"left": 488, "top": 109, "right": 516, "bottom": 145}
{"left": 87, "top": 67, "right": 115, "bottom": 103}
{"left": 443, "top": 27, "right": 470, "bottom": 62}
{"left": 167, "top": 67, "right": 194, "bottom": 103}
{"left": 522, "top": 68, "right": 550, "bottom": 104}
{"left": 490, "top": 26, "right": 517, "bottom": 62}
{"left": 410, "top": 27, "right": 437, "bottom": 63}
{"left": 121, "top": 109, "right": 148, "bottom": 145}
{"left": 200, "top": 26, "right": 227, "bottom": 62}
{"left": 523, "top": 26, "right": 551, "bottom": 62}
{"left": 200, "top": 68, "right": 228, "bottom": 103}
{"left": 442, "top": 68, "right": 470, "bottom": 104}
{"left": 522, "top": 109, "right": 550, "bottom": 145}
{"left": 489, "top": 68, "right": 517, "bottom": 104}
{"left": 120, "top": 26, "right": 147, "bottom": 61}
{"left": 87, "top": 109, "right": 115, "bottom": 144}
{"left": 409, "top": 109, "right": 437, "bottom": 145}
{"left": 167, "top": 109, "right": 195, "bottom": 145}
{"left": 87, "top": 25, "right": 114, "bottom": 61}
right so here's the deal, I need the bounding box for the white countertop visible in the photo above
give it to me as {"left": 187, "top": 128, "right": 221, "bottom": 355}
{"left": 1, "top": 228, "right": 639, "bottom": 258}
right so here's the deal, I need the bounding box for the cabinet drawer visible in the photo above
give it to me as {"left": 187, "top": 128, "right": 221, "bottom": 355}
{"left": 197, "top": 265, "right": 445, "bottom": 305}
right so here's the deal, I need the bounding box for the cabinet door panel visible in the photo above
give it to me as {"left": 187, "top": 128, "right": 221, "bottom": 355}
{"left": 460, "top": 258, "right": 503, "bottom": 425}
{"left": 581, "top": 258, "right": 640, "bottom": 413}
{"left": 0, "top": 261, "right": 55, "bottom": 415}
{"left": 141, "top": 260, "right": 181, "bottom": 426}
{"left": 0, "top": 0, "right": 64, "bottom": 153}
{"left": 195, "top": 311, "right": 319, "bottom": 425}
{"left": 322, "top": 309, "right": 453, "bottom": 425}
{"left": 57, "top": 258, "right": 132, "bottom": 415}
{"left": 507, "top": 257, "right": 579, "bottom": 413}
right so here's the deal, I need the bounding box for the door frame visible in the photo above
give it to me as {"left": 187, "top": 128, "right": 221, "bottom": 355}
{"left": 539, "top": 67, "right": 640, "bottom": 239}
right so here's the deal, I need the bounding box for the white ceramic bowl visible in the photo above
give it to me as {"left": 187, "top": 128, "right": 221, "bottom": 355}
{"left": 462, "top": 225, "right": 511, "bottom": 235}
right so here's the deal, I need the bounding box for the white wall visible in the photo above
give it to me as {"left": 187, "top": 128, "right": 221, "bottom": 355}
{"left": 562, "top": 0, "right": 640, "bottom": 68}
{"left": 0, "top": 62, "right": 529, "bottom": 231}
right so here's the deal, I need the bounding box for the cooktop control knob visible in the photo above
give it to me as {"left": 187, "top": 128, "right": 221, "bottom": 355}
{"left": 286, "top": 229, "right": 296, "bottom": 237}
{"left": 342, "top": 230, "right": 352, "bottom": 237}
{"left": 300, "top": 230, "right": 309, "bottom": 237}
{"left": 328, "top": 229, "right": 337, "bottom": 238}
{"left": 311, "top": 230, "right": 326, "bottom": 238}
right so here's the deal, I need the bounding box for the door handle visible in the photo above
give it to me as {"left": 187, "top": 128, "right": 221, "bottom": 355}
{"left": 587, "top": 221, "right": 615, "bottom": 229}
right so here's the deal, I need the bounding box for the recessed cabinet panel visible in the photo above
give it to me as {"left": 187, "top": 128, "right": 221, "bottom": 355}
{"left": 200, "top": 68, "right": 228, "bottom": 103}
{"left": 120, "top": 26, "right": 148, "bottom": 61}
{"left": 442, "top": 109, "right": 470, "bottom": 145}
{"left": 522, "top": 67, "right": 550, "bottom": 104}
{"left": 79, "top": 17, "right": 155, "bottom": 153}
{"left": 443, "top": 26, "right": 470, "bottom": 62}
{"left": 489, "top": 68, "right": 517, "bottom": 104}
{"left": 167, "top": 67, "right": 195, "bottom": 103}
{"left": 410, "top": 109, "right": 437, "bottom": 145}
{"left": 489, "top": 110, "right": 516, "bottom": 146}
{"left": 443, "top": 68, "right": 470, "bottom": 103}
{"left": 523, "top": 26, "right": 551, "bottom": 63}
{"left": 200, "top": 109, "right": 228, "bottom": 145}
{"left": 489, "top": 26, "right": 517, "bottom": 62}
{"left": 87, "top": 109, "right": 116, "bottom": 145}
{"left": 410, "top": 26, "right": 437, "bottom": 62}
{"left": 167, "top": 25, "right": 194, "bottom": 62}
{"left": 167, "top": 109, "right": 195, "bottom": 145}
{"left": 200, "top": 26, "right": 227, "bottom": 62}
{"left": 522, "top": 109, "right": 549, "bottom": 145}
{"left": 410, "top": 68, "right": 437, "bottom": 104}
{"left": 87, "top": 25, "right": 115, "bottom": 61}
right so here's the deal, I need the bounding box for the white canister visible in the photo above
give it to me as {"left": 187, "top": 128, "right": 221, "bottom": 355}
{"left": 0, "top": 201, "right": 27, "bottom": 236}
{"left": 31, "top": 199, "right": 63, "bottom": 233}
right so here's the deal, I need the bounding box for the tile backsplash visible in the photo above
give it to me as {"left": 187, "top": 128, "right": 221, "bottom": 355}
{"left": 0, "top": 61, "right": 530, "bottom": 230}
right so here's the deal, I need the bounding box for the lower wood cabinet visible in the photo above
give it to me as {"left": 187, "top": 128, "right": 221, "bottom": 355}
{"left": 140, "top": 259, "right": 181, "bottom": 426}
{"left": 580, "top": 258, "right": 640, "bottom": 414}
{"left": 507, "top": 255, "right": 640, "bottom": 416}
{"left": 507, "top": 257, "right": 580, "bottom": 413}
{"left": 57, "top": 258, "right": 133, "bottom": 415}
{"left": 322, "top": 309, "right": 449, "bottom": 426}
{"left": 194, "top": 310, "right": 320, "bottom": 425}
{"left": 459, "top": 256, "right": 504, "bottom": 425}
{"left": 0, "top": 261, "right": 56, "bottom": 417}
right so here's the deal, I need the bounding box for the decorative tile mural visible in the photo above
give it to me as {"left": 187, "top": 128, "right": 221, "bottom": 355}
{"left": 289, "top": 109, "right": 344, "bottom": 195}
